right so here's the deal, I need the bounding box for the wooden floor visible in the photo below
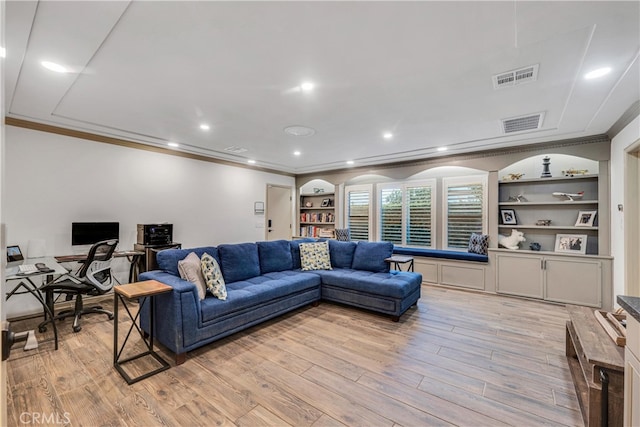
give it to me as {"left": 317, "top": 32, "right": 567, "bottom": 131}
{"left": 6, "top": 285, "right": 583, "bottom": 426}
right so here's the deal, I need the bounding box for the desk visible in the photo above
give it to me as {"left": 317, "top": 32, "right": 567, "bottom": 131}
{"left": 385, "top": 255, "right": 414, "bottom": 272}
{"left": 55, "top": 250, "right": 145, "bottom": 283}
{"left": 5, "top": 257, "right": 68, "bottom": 350}
{"left": 113, "top": 280, "right": 171, "bottom": 384}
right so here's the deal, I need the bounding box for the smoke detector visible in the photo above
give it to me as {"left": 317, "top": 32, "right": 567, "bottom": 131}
{"left": 284, "top": 125, "right": 316, "bottom": 137}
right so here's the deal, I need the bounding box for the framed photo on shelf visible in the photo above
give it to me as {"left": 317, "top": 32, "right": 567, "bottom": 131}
{"left": 554, "top": 234, "right": 587, "bottom": 254}
{"left": 575, "top": 210, "right": 597, "bottom": 227}
{"left": 500, "top": 209, "right": 517, "bottom": 225}
{"left": 321, "top": 198, "right": 331, "bottom": 207}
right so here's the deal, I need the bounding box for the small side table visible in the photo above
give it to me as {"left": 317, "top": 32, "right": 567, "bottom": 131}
{"left": 113, "top": 280, "right": 172, "bottom": 384}
{"left": 385, "top": 255, "right": 415, "bottom": 272}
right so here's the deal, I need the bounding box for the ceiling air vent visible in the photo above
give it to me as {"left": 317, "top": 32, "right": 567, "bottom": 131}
{"left": 501, "top": 112, "right": 544, "bottom": 134}
{"left": 493, "top": 64, "right": 539, "bottom": 89}
{"left": 224, "top": 146, "right": 248, "bottom": 153}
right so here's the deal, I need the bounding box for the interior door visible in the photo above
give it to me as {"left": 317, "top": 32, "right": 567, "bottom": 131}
{"left": 266, "top": 185, "right": 292, "bottom": 241}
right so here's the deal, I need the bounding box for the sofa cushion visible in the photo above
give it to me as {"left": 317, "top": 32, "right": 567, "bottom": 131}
{"left": 315, "top": 268, "right": 421, "bottom": 299}
{"left": 200, "top": 271, "right": 321, "bottom": 322}
{"left": 328, "top": 240, "right": 357, "bottom": 269}
{"left": 177, "top": 252, "right": 207, "bottom": 300}
{"left": 257, "top": 240, "right": 293, "bottom": 273}
{"left": 468, "top": 233, "right": 489, "bottom": 255}
{"left": 217, "top": 243, "right": 261, "bottom": 283}
{"left": 157, "top": 246, "right": 219, "bottom": 276}
{"left": 351, "top": 241, "right": 393, "bottom": 273}
{"left": 300, "top": 241, "right": 332, "bottom": 271}
{"left": 201, "top": 252, "right": 227, "bottom": 300}
{"left": 290, "top": 238, "right": 317, "bottom": 269}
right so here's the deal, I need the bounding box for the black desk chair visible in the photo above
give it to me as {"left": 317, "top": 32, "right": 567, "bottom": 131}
{"left": 41, "top": 239, "right": 118, "bottom": 332}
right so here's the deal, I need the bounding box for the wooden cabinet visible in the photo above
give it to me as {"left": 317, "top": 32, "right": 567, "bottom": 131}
{"left": 566, "top": 305, "right": 625, "bottom": 427}
{"left": 298, "top": 192, "right": 335, "bottom": 238}
{"left": 498, "top": 175, "right": 600, "bottom": 254}
{"left": 493, "top": 249, "right": 612, "bottom": 308}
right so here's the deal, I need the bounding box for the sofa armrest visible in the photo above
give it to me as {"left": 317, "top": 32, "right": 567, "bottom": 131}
{"left": 137, "top": 270, "right": 201, "bottom": 355}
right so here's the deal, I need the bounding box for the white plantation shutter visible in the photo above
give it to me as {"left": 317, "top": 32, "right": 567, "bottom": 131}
{"left": 378, "top": 181, "right": 434, "bottom": 247}
{"left": 347, "top": 187, "right": 371, "bottom": 241}
{"left": 406, "top": 186, "right": 432, "bottom": 247}
{"left": 380, "top": 187, "right": 402, "bottom": 244}
{"left": 444, "top": 178, "right": 486, "bottom": 249}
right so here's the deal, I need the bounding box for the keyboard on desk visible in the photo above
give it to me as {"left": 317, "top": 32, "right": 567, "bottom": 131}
{"left": 18, "top": 264, "right": 38, "bottom": 274}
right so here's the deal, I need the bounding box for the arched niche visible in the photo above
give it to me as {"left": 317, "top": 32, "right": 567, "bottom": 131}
{"left": 499, "top": 153, "right": 598, "bottom": 179}
{"left": 344, "top": 174, "right": 395, "bottom": 185}
{"left": 408, "top": 165, "right": 488, "bottom": 180}
{"left": 299, "top": 178, "right": 334, "bottom": 195}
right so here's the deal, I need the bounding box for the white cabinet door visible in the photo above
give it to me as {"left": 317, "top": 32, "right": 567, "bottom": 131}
{"left": 544, "top": 258, "right": 602, "bottom": 307}
{"left": 496, "top": 254, "right": 543, "bottom": 298}
{"left": 625, "top": 317, "right": 640, "bottom": 427}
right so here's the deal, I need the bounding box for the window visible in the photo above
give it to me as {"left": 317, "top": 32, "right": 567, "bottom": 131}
{"left": 378, "top": 181, "right": 434, "bottom": 247}
{"left": 345, "top": 185, "right": 372, "bottom": 241}
{"left": 443, "top": 176, "right": 487, "bottom": 250}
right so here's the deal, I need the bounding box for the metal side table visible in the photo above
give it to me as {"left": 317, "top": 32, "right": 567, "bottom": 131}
{"left": 113, "top": 280, "right": 171, "bottom": 384}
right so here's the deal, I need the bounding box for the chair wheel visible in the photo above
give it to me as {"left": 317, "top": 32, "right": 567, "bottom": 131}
{"left": 38, "top": 326, "right": 47, "bottom": 333}
{"left": 73, "top": 326, "right": 82, "bottom": 333}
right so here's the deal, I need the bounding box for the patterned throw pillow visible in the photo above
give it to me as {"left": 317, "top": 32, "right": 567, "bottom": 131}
{"left": 201, "top": 252, "right": 227, "bottom": 300}
{"left": 468, "top": 233, "right": 489, "bottom": 255}
{"left": 299, "top": 241, "right": 332, "bottom": 271}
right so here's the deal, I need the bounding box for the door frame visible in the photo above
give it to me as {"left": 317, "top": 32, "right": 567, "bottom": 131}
{"left": 624, "top": 139, "right": 640, "bottom": 296}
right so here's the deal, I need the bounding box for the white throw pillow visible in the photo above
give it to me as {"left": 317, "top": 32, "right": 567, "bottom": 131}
{"left": 177, "top": 252, "right": 207, "bottom": 300}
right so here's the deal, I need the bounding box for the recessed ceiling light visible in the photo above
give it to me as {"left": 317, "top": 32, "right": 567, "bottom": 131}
{"left": 247, "top": 159, "right": 256, "bottom": 164}
{"left": 293, "top": 151, "right": 301, "bottom": 156}
{"left": 0, "top": 47, "right": 6, "bottom": 58}
{"left": 41, "top": 60, "right": 68, "bottom": 73}
{"left": 300, "top": 81, "right": 314, "bottom": 92}
{"left": 585, "top": 67, "right": 611, "bottom": 80}
{"left": 199, "top": 124, "right": 210, "bottom": 131}
{"left": 383, "top": 132, "right": 393, "bottom": 139}
{"left": 346, "top": 160, "right": 354, "bottom": 165}
{"left": 167, "top": 142, "right": 179, "bottom": 148}
{"left": 437, "top": 147, "right": 448, "bottom": 152}
{"left": 284, "top": 125, "right": 316, "bottom": 137}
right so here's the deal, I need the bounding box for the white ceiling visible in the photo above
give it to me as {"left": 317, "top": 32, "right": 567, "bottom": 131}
{"left": 5, "top": 1, "right": 640, "bottom": 174}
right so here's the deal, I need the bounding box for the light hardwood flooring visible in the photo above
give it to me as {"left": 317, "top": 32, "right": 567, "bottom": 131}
{"left": 6, "top": 285, "right": 583, "bottom": 426}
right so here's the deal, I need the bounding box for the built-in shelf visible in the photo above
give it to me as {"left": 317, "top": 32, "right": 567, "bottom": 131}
{"left": 300, "top": 207, "right": 335, "bottom": 210}
{"left": 499, "top": 174, "right": 598, "bottom": 184}
{"left": 300, "top": 222, "right": 335, "bottom": 225}
{"left": 498, "top": 225, "right": 598, "bottom": 231}
{"left": 499, "top": 200, "right": 599, "bottom": 206}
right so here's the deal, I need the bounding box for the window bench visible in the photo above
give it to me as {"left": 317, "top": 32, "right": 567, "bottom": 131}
{"left": 392, "top": 246, "right": 489, "bottom": 290}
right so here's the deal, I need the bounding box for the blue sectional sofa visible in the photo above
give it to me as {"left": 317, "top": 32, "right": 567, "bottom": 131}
{"left": 138, "top": 239, "right": 422, "bottom": 364}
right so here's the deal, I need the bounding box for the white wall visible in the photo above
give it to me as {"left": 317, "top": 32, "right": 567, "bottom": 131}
{"left": 4, "top": 126, "right": 294, "bottom": 317}
{"left": 610, "top": 114, "right": 640, "bottom": 301}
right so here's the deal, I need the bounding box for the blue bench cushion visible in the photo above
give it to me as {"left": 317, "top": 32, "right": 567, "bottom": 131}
{"left": 200, "top": 271, "right": 321, "bottom": 322}
{"left": 328, "top": 240, "right": 357, "bottom": 269}
{"left": 314, "top": 269, "right": 421, "bottom": 299}
{"left": 393, "top": 246, "right": 488, "bottom": 262}
{"left": 352, "top": 241, "right": 393, "bottom": 273}
{"left": 218, "top": 243, "right": 261, "bottom": 283}
{"left": 257, "top": 240, "right": 293, "bottom": 273}
{"left": 157, "top": 246, "right": 219, "bottom": 276}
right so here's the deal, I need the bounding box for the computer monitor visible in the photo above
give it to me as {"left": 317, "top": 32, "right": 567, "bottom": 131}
{"left": 71, "top": 222, "right": 120, "bottom": 246}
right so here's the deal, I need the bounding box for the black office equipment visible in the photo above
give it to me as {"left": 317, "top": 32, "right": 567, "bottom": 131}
{"left": 137, "top": 224, "right": 173, "bottom": 245}
{"left": 72, "top": 222, "right": 119, "bottom": 246}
